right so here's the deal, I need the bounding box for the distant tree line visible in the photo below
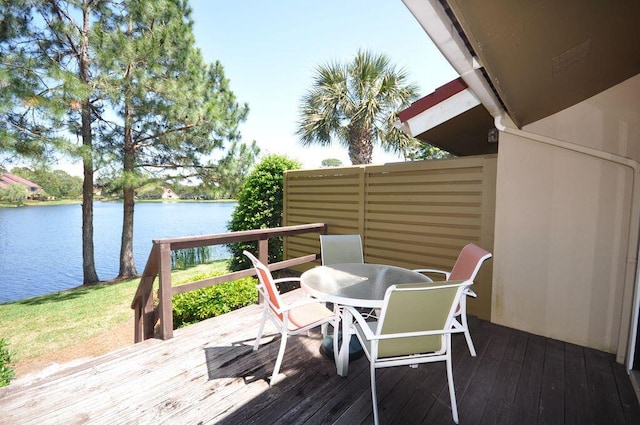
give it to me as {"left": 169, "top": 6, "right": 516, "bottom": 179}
{"left": 9, "top": 167, "right": 83, "bottom": 199}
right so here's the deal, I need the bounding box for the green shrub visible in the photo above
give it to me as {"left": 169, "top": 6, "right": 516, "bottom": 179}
{"left": 226, "top": 154, "right": 301, "bottom": 271}
{"left": 172, "top": 275, "right": 258, "bottom": 328}
{"left": 0, "top": 338, "right": 14, "bottom": 387}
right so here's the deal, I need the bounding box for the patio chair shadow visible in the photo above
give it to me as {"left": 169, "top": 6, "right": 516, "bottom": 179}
{"left": 202, "top": 330, "right": 356, "bottom": 424}
{"left": 204, "top": 332, "right": 284, "bottom": 384}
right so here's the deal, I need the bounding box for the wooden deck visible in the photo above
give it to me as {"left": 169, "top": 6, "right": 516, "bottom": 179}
{"left": 1, "top": 289, "right": 639, "bottom": 425}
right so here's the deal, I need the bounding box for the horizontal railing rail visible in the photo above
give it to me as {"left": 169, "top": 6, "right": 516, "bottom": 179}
{"left": 131, "top": 223, "right": 327, "bottom": 342}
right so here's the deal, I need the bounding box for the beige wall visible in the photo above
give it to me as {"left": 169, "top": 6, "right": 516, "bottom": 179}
{"left": 493, "top": 75, "right": 640, "bottom": 359}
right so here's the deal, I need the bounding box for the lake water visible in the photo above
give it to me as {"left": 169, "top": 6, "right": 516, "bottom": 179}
{"left": 0, "top": 202, "right": 236, "bottom": 303}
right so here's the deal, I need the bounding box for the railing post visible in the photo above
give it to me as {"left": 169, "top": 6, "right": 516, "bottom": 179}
{"left": 257, "top": 238, "right": 269, "bottom": 265}
{"left": 158, "top": 242, "right": 174, "bottom": 339}
{"left": 257, "top": 238, "right": 269, "bottom": 304}
{"left": 142, "top": 276, "right": 156, "bottom": 340}
{"left": 134, "top": 303, "right": 143, "bottom": 343}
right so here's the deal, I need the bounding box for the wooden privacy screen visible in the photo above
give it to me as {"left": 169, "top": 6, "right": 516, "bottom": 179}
{"left": 283, "top": 155, "right": 497, "bottom": 320}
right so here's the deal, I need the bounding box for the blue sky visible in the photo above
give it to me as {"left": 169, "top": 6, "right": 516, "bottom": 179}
{"left": 17, "top": 1, "right": 457, "bottom": 176}
{"left": 190, "top": 0, "right": 457, "bottom": 168}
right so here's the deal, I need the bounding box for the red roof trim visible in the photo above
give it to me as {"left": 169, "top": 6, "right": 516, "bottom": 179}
{"left": 0, "top": 173, "right": 42, "bottom": 189}
{"left": 398, "top": 77, "right": 468, "bottom": 122}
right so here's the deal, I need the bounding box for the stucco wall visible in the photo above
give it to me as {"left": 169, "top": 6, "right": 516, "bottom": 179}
{"left": 493, "top": 75, "right": 640, "bottom": 357}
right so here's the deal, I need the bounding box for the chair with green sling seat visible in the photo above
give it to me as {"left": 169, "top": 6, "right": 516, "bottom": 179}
{"left": 346, "top": 279, "right": 472, "bottom": 425}
{"left": 244, "top": 250, "right": 339, "bottom": 385}
{"left": 319, "top": 234, "right": 364, "bottom": 265}
{"left": 320, "top": 234, "right": 377, "bottom": 320}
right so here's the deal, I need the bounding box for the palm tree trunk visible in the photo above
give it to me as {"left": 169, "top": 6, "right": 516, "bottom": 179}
{"left": 348, "top": 127, "right": 374, "bottom": 165}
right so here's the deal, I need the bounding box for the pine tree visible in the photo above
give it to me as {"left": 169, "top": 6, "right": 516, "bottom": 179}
{"left": 94, "top": 0, "right": 248, "bottom": 278}
{"left": 0, "top": 0, "right": 113, "bottom": 284}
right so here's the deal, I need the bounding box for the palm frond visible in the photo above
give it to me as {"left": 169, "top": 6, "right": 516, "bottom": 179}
{"left": 295, "top": 49, "right": 420, "bottom": 164}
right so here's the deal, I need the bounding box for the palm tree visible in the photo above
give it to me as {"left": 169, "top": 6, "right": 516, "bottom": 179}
{"left": 296, "top": 50, "right": 420, "bottom": 165}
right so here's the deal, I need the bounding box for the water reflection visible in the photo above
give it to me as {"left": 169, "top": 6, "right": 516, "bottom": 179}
{"left": 0, "top": 201, "right": 236, "bottom": 303}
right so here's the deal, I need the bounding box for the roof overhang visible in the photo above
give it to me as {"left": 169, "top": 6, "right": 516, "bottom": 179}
{"left": 402, "top": 0, "right": 640, "bottom": 128}
{"left": 398, "top": 77, "right": 497, "bottom": 156}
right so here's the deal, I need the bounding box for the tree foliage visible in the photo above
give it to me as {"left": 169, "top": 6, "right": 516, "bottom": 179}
{"left": 0, "top": 184, "right": 27, "bottom": 206}
{"left": 206, "top": 140, "right": 260, "bottom": 199}
{"left": 91, "top": 0, "right": 248, "bottom": 278}
{"left": 405, "top": 143, "right": 453, "bottom": 161}
{"left": 11, "top": 167, "right": 82, "bottom": 198}
{"left": 0, "top": 0, "right": 94, "bottom": 162}
{"left": 296, "top": 50, "right": 419, "bottom": 165}
{"left": 321, "top": 158, "right": 343, "bottom": 167}
{"left": 227, "top": 154, "right": 301, "bottom": 271}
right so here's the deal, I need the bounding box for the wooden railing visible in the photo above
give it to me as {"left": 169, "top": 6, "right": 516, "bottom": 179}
{"left": 131, "top": 223, "right": 327, "bottom": 342}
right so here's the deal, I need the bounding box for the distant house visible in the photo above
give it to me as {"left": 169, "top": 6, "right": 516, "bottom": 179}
{"left": 0, "top": 173, "right": 43, "bottom": 199}
{"left": 162, "top": 187, "right": 179, "bottom": 199}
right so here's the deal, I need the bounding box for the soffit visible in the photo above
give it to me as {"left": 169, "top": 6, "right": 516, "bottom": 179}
{"left": 445, "top": 0, "right": 640, "bottom": 127}
{"left": 414, "top": 105, "right": 497, "bottom": 156}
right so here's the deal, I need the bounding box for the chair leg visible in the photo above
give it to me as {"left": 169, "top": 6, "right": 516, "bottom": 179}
{"left": 457, "top": 295, "right": 476, "bottom": 357}
{"left": 332, "top": 320, "right": 339, "bottom": 369}
{"left": 254, "top": 306, "right": 268, "bottom": 351}
{"left": 370, "top": 362, "right": 380, "bottom": 425}
{"left": 270, "top": 331, "right": 288, "bottom": 385}
{"left": 445, "top": 336, "right": 459, "bottom": 424}
{"left": 461, "top": 313, "right": 477, "bottom": 357}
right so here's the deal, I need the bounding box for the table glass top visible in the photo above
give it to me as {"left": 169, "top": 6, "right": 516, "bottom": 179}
{"left": 301, "top": 263, "right": 432, "bottom": 307}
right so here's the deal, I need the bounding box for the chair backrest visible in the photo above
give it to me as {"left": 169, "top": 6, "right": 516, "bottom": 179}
{"left": 243, "top": 250, "right": 284, "bottom": 319}
{"left": 375, "top": 281, "right": 468, "bottom": 358}
{"left": 320, "top": 234, "right": 364, "bottom": 265}
{"left": 449, "top": 243, "right": 492, "bottom": 281}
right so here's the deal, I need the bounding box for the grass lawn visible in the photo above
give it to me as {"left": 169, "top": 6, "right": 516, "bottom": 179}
{"left": 0, "top": 260, "right": 237, "bottom": 366}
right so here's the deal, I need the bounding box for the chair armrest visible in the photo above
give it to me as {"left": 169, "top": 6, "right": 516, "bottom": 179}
{"left": 272, "top": 277, "right": 301, "bottom": 285}
{"left": 284, "top": 296, "right": 335, "bottom": 311}
{"left": 463, "top": 288, "right": 477, "bottom": 298}
{"left": 344, "top": 306, "right": 376, "bottom": 340}
{"left": 412, "top": 268, "right": 451, "bottom": 280}
{"left": 373, "top": 328, "right": 462, "bottom": 340}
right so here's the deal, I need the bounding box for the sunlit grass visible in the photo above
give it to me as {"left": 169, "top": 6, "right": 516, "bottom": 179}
{"left": 0, "top": 260, "right": 232, "bottom": 363}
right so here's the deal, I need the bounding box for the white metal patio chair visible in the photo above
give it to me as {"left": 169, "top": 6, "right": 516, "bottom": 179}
{"left": 346, "top": 279, "right": 472, "bottom": 425}
{"left": 243, "top": 250, "right": 339, "bottom": 385}
{"left": 320, "top": 234, "right": 377, "bottom": 320}
{"left": 413, "top": 243, "right": 492, "bottom": 356}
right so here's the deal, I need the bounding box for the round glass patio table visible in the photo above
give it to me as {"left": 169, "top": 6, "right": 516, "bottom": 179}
{"left": 301, "top": 263, "right": 432, "bottom": 376}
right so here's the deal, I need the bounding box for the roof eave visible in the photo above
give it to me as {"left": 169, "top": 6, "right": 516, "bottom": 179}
{"left": 402, "top": 0, "right": 507, "bottom": 126}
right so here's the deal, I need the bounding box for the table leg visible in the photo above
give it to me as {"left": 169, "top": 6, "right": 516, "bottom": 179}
{"left": 336, "top": 308, "right": 352, "bottom": 377}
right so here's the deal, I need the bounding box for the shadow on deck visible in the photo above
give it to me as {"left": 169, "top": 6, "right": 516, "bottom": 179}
{"left": 1, "top": 289, "right": 638, "bottom": 424}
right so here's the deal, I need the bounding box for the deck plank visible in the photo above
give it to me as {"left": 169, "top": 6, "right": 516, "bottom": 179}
{"left": 539, "top": 338, "right": 566, "bottom": 425}
{"left": 1, "top": 288, "right": 638, "bottom": 425}
{"left": 585, "top": 348, "right": 628, "bottom": 425}
{"left": 508, "top": 333, "right": 546, "bottom": 424}
{"left": 457, "top": 322, "right": 511, "bottom": 425}
{"left": 479, "top": 326, "right": 528, "bottom": 425}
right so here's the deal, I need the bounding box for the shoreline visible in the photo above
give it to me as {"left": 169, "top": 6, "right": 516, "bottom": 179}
{"left": 0, "top": 198, "right": 236, "bottom": 208}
